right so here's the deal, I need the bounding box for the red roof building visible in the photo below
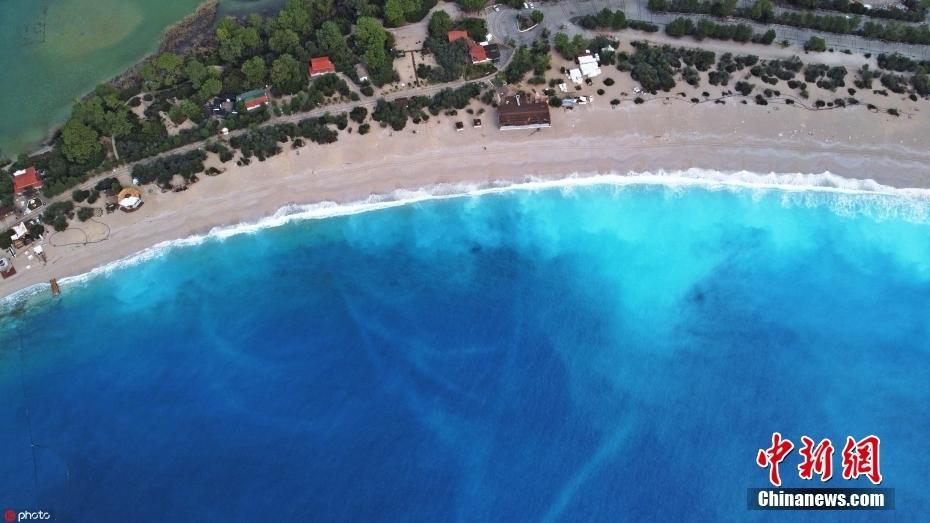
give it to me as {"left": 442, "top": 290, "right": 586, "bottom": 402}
{"left": 243, "top": 95, "right": 269, "bottom": 111}
{"left": 447, "top": 30, "right": 469, "bottom": 42}
{"left": 12, "top": 167, "right": 42, "bottom": 194}
{"left": 309, "top": 56, "right": 336, "bottom": 77}
{"left": 468, "top": 42, "right": 490, "bottom": 64}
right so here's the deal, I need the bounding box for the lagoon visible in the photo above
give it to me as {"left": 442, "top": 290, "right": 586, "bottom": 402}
{"left": 0, "top": 0, "right": 286, "bottom": 157}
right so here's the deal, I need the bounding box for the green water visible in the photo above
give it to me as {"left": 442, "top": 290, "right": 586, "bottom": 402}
{"left": 0, "top": 0, "right": 286, "bottom": 158}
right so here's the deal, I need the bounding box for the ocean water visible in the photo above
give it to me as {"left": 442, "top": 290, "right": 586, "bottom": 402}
{"left": 1, "top": 173, "right": 929, "bottom": 521}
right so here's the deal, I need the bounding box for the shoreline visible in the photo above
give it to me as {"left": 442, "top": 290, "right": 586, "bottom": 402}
{"left": 3, "top": 167, "right": 930, "bottom": 306}
{"left": 3, "top": 99, "right": 930, "bottom": 304}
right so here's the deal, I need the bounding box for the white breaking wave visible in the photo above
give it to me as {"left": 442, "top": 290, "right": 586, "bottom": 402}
{"left": 4, "top": 168, "right": 930, "bottom": 306}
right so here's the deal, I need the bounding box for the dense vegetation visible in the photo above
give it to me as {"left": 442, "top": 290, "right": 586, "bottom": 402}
{"left": 1, "top": 0, "right": 401, "bottom": 202}
{"left": 775, "top": 0, "right": 927, "bottom": 23}
{"left": 649, "top": 0, "right": 930, "bottom": 44}
{"left": 504, "top": 37, "right": 552, "bottom": 84}
{"left": 664, "top": 17, "right": 776, "bottom": 44}
{"left": 617, "top": 42, "right": 717, "bottom": 93}
{"left": 418, "top": 13, "right": 494, "bottom": 83}
{"left": 371, "top": 83, "right": 485, "bottom": 130}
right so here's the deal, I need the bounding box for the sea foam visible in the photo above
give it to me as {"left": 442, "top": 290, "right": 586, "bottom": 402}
{"left": 3, "top": 168, "right": 930, "bottom": 307}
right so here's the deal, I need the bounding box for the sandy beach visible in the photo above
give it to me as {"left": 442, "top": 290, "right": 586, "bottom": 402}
{"left": 2, "top": 85, "right": 930, "bottom": 302}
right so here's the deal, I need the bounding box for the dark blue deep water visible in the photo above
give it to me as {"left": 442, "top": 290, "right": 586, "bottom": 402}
{"left": 1, "top": 183, "right": 929, "bottom": 521}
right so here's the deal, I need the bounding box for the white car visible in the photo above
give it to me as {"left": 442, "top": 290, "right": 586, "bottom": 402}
{"left": 494, "top": 5, "right": 500, "bottom": 11}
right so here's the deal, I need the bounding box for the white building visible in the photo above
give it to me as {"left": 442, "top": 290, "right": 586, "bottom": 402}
{"left": 569, "top": 53, "right": 602, "bottom": 84}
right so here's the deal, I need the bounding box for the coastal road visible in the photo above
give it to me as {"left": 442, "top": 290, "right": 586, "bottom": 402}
{"left": 488, "top": 0, "right": 930, "bottom": 59}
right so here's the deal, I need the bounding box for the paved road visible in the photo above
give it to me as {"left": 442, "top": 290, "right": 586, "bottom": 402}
{"left": 488, "top": 0, "right": 930, "bottom": 59}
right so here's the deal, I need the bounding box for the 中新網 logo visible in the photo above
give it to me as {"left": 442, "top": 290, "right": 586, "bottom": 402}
{"left": 756, "top": 432, "right": 882, "bottom": 486}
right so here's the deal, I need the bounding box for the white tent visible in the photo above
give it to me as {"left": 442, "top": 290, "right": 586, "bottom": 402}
{"left": 11, "top": 223, "right": 28, "bottom": 241}
{"left": 578, "top": 54, "right": 602, "bottom": 79}
{"left": 569, "top": 68, "right": 583, "bottom": 84}
{"left": 119, "top": 196, "right": 141, "bottom": 210}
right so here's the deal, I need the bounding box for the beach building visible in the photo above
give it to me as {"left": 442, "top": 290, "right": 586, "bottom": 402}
{"left": 568, "top": 53, "right": 602, "bottom": 84}
{"left": 468, "top": 42, "right": 490, "bottom": 64}
{"left": 0, "top": 256, "right": 14, "bottom": 279}
{"left": 210, "top": 94, "right": 237, "bottom": 117}
{"left": 10, "top": 223, "right": 28, "bottom": 248}
{"left": 309, "top": 56, "right": 336, "bottom": 77}
{"left": 12, "top": 167, "right": 42, "bottom": 194}
{"left": 448, "top": 31, "right": 490, "bottom": 65}
{"left": 117, "top": 187, "right": 143, "bottom": 212}
{"left": 497, "top": 95, "right": 551, "bottom": 131}
{"left": 237, "top": 88, "right": 270, "bottom": 112}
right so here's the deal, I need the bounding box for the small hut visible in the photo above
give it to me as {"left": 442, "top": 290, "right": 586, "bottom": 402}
{"left": 0, "top": 256, "right": 15, "bottom": 279}
{"left": 117, "top": 187, "right": 143, "bottom": 212}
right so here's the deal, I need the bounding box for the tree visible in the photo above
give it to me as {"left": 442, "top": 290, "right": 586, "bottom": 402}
{"left": 269, "top": 28, "right": 301, "bottom": 54}
{"left": 274, "top": 0, "right": 313, "bottom": 36}
{"left": 350, "top": 106, "right": 368, "bottom": 123}
{"left": 61, "top": 120, "right": 102, "bottom": 165}
{"left": 242, "top": 56, "right": 268, "bottom": 87}
{"left": 316, "top": 22, "right": 353, "bottom": 68}
{"left": 553, "top": 32, "right": 587, "bottom": 59}
{"left": 913, "top": 71, "right": 930, "bottom": 96}
{"left": 309, "top": 0, "right": 335, "bottom": 25}
{"left": 102, "top": 110, "right": 132, "bottom": 160}
{"left": 180, "top": 100, "right": 204, "bottom": 122}
{"left": 216, "top": 18, "right": 260, "bottom": 64}
{"left": 355, "top": 17, "right": 396, "bottom": 86}
{"left": 428, "top": 11, "right": 453, "bottom": 38}
{"left": 271, "top": 54, "right": 306, "bottom": 94}
{"left": 531, "top": 10, "right": 544, "bottom": 24}
{"left": 805, "top": 36, "right": 827, "bottom": 52}
{"left": 749, "top": 0, "right": 775, "bottom": 23}
{"left": 168, "top": 104, "right": 187, "bottom": 125}
{"left": 665, "top": 17, "right": 694, "bottom": 38}
{"left": 199, "top": 77, "right": 223, "bottom": 100}
{"left": 186, "top": 58, "right": 209, "bottom": 89}
{"left": 140, "top": 52, "right": 184, "bottom": 90}
{"left": 384, "top": 0, "right": 409, "bottom": 27}
{"left": 71, "top": 97, "right": 107, "bottom": 130}
{"left": 458, "top": 0, "right": 485, "bottom": 12}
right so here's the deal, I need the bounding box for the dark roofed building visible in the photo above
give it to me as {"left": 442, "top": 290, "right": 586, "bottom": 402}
{"left": 497, "top": 95, "right": 551, "bottom": 131}
{"left": 483, "top": 43, "right": 501, "bottom": 63}
{"left": 210, "top": 94, "right": 237, "bottom": 117}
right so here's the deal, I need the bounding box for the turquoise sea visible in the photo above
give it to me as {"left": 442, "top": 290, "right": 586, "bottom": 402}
{"left": 1, "top": 174, "right": 929, "bottom": 521}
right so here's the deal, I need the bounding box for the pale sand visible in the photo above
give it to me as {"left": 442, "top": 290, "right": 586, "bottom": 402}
{"left": 2, "top": 91, "right": 930, "bottom": 302}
